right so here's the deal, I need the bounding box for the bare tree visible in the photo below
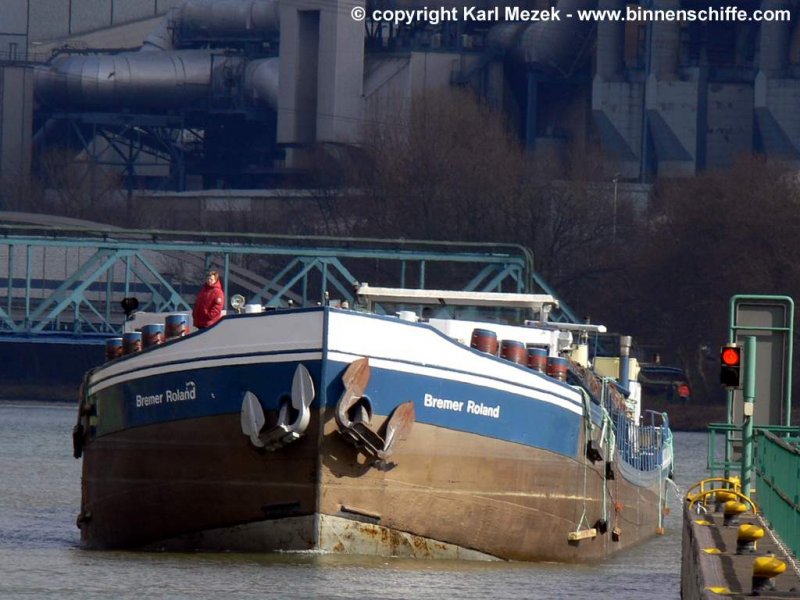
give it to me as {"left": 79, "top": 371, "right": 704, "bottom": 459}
{"left": 621, "top": 156, "right": 800, "bottom": 401}
{"left": 354, "top": 88, "right": 530, "bottom": 242}
{"left": 29, "top": 149, "right": 126, "bottom": 222}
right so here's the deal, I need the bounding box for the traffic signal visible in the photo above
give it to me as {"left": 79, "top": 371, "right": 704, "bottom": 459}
{"left": 720, "top": 343, "right": 743, "bottom": 388}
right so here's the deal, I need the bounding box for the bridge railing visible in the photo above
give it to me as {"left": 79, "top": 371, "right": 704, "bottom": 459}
{"left": 0, "top": 224, "right": 576, "bottom": 337}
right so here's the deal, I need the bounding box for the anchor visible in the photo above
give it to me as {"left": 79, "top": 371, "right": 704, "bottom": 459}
{"left": 335, "top": 358, "right": 415, "bottom": 468}
{"left": 240, "top": 364, "right": 315, "bottom": 450}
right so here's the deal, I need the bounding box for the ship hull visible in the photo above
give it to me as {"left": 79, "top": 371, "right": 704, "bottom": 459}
{"left": 76, "top": 308, "right": 671, "bottom": 561}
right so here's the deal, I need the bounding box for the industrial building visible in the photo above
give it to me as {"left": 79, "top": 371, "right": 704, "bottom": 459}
{"left": 0, "top": 0, "right": 799, "bottom": 197}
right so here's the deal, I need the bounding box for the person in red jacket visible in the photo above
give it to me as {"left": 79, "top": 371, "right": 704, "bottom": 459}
{"left": 192, "top": 270, "right": 225, "bottom": 329}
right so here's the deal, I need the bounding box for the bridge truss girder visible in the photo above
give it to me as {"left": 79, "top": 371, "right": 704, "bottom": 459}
{"left": 0, "top": 225, "right": 577, "bottom": 339}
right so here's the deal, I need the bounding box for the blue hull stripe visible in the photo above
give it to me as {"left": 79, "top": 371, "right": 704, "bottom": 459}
{"left": 325, "top": 359, "right": 581, "bottom": 458}
{"left": 95, "top": 360, "right": 324, "bottom": 436}
{"left": 92, "top": 353, "right": 582, "bottom": 458}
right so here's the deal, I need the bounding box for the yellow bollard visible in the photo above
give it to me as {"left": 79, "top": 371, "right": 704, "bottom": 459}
{"left": 714, "top": 489, "right": 737, "bottom": 512}
{"left": 736, "top": 524, "right": 764, "bottom": 555}
{"left": 752, "top": 556, "right": 786, "bottom": 594}
{"left": 723, "top": 500, "right": 747, "bottom": 526}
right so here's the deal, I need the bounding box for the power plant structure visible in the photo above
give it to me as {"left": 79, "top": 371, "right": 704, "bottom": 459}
{"left": 1, "top": 0, "right": 799, "bottom": 197}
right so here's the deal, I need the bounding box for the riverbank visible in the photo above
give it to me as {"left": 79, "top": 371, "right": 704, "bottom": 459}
{"left": 0, "top": 339, "right": 103, "bottom": 403}
{"left": 0, "top": 385, "right": 77, "bottom": 403}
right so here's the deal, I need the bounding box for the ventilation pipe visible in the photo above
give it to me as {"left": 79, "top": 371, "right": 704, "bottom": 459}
{"left": 35, "top": 0, "right": 281, "bottom": 112}
{"left": 515, "top": 0, "right": 597, "bottom": 74}
{"left": 245, "top": 58, "right": 280, "bottom": 108}
{"left": 35, "top": 50, "right": 243, "bottom": 111}
{"left": 619, "top": 335, "right": 632, "bottom": 390}
{"left": 141, "top": 8, "right": 179, "bottom": 52}
{"left": 143, "top": 0, "right": 280, "bottom": 51}
{"left": 172, "top": 0, "right": 280, "bottom": 47}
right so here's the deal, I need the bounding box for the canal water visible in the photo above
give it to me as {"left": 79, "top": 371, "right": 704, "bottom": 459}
{"left": 0, "top": 402, "right": 710, "bottom": 599}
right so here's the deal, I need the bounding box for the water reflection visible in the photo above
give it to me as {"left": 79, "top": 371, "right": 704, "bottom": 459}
{"left": 0, "top": 403, "right": 711, "bottom": 599}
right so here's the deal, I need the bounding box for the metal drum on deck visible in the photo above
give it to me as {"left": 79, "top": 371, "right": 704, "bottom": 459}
{"left": 527, "top": 346, "right": 547, "bottom": 372}
{"left": 165, "top": 314, "right": 188, "bottom": 339}
{"left": 122, "top": 331, "right": 142, "bottom": 355}
{"left": 105, "top": 337, "right": 123, "bottom": 361}
{"left": 142, "top": 323, "right": 165, "bottom": 348}
{"left": 500, "top": 339, "right": 526, "bottom": 364}
{"left": 546, "top": 356, "right": 568, "bottom": 381}
{"left": 470, "top": 328, "right": 498, "bottom": 354}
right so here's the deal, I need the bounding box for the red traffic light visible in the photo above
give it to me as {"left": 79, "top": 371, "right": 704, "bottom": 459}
{"left": 721, "top": 347, "right": 741, "bottom": 366}
{"left": 720, "top": 343, "right": 743, "bottom": 388}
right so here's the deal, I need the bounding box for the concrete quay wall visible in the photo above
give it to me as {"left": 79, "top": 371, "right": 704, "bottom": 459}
{"left": 681, "top": 502, "right": 800, "bottom": 599}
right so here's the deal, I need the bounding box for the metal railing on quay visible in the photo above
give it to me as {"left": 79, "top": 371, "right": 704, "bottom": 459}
{"left": 706, "top": 422, "right": 800, "bottom": 477}
{"left": 755, "top": 430, "right": 800, "bottom": 560}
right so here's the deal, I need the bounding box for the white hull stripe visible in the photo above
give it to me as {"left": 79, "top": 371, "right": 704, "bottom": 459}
{"left": 88, "top": 350, "right": 323, "bottom": 395}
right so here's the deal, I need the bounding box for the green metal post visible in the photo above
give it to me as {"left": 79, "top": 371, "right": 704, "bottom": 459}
{"left": 321, "top": 259, "right": 329, "bottom": 304}
{"left": 124, "top": 256, "right": 131, "bottom": 298}
{"left": 723, "top": 394, "right": 732, "bottom": 479}
{"left": 741, "top": 335, "right": 757, "bottom": 495}
{"left": 25, "top": 245, "right": 32, "bottom": 330}
{"left": 785, "top": 304, "right": 794, "bottom": 426}
{"left": 105, "top": 275, "right": 112, "bottom": 331}
{"left": 7, "top": 244, "right": 14, "bottom": 322}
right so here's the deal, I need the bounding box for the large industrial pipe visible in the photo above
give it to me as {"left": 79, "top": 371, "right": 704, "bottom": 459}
{"left": 34, "top": 50, "right": 246, "bottom": 112}
{"left": 35, "top": 0, "right": 602, "bottom": 121}
{"left": 486, "top": 0, "right": 597, "bottom": 75}
{"left": 141, "top": 8, "right": 179, "bottom": 52}
{"left": 143, "top": 0, "right": 280, "bottom": 52}
{"left": 245, "top": 58, "right": 280, "bottom": 108}
{"left": 36, "top": 0, "right": 283, "bottom": 113}
{"left": 515, "top": 0, "right": 597, "bottom": 73}
{"left": 176, "top": 0, "right": 280, "bottom": 45}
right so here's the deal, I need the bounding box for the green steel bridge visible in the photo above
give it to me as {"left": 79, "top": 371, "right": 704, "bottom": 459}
{"left": 0, "top": 222, "right": 579, "bottom": 341}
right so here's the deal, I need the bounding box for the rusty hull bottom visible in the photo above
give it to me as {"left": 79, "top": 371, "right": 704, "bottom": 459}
{"left": 79, "top": 411, "right": 666, "bottom": 561}
{"left": 143, "top": 514, "right": 498, "bottom": 560}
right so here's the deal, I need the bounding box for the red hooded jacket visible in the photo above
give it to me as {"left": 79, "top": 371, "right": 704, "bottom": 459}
{"left": 192, "top": 279, "right": 224, "bottom": 328}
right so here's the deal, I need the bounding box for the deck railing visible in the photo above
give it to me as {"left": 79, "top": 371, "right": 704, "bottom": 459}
{"left": 613, "top": 403, "right": 671, "bottom": 472}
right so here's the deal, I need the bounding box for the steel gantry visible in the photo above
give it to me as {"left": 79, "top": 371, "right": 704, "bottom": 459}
{"left": 0, "top": 223, "right": 577, "bottom": 339}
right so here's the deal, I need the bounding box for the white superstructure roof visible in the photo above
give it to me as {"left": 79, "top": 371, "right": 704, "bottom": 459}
{"left": 355, "top": 284, "right": 558, "bottom": 312}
